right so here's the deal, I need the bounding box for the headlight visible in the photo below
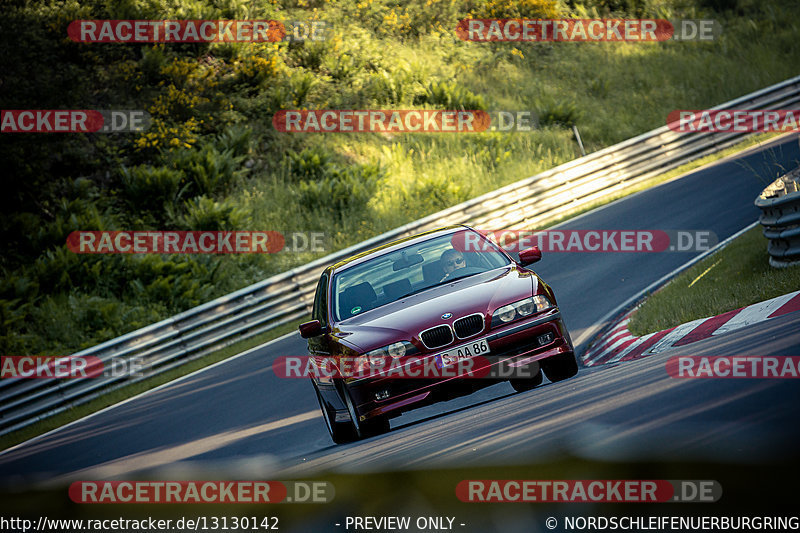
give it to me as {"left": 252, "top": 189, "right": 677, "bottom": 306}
{"left": 366, "top": 341, "right": 417, "bottom": 361}
{"left": 495, "top": 303, "right": 517, "bottom": 323}
{"left": 491, "top": 295, "right": 553, "bottom": 326}
{"left": 515, "top": 297, "right": 536, "bottom": 316}
{"left": 387, "top": 342, "right": 407, "bottom": 358}
{"left": 352, "top": 355, "right": 376, "bottom": 373}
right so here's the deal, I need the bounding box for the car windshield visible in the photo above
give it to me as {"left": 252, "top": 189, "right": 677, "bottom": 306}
{"left": 332, "top": 230, "right": 510, "bottom": 321}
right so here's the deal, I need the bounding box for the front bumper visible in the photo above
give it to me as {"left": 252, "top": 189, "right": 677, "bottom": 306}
{"left": 347, "top": 308, "right": 573, "bottom": 422}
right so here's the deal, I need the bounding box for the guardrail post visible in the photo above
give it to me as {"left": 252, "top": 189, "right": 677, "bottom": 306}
{"left": 572, "top": 125, "right": 587, "bottom": 156}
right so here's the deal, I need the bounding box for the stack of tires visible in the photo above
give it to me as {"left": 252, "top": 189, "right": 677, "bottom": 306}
{"left": 756, "top": 165, "right": 800, "bottom": 268}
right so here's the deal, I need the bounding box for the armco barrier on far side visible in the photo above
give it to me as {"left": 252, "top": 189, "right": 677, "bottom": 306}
{"left": 2, "top": 75, "right": 800, "bottom": 437}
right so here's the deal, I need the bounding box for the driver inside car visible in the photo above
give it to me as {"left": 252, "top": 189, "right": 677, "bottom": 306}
{"left": 440, "top": 248, "right": 466, "bottom": 281}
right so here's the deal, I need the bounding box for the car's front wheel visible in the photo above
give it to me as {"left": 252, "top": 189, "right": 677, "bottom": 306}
{"left": 541, "top": 351, "right": 579, "bottom": 382}
{"left": 314, "top": 382, "right": 357, "bottom": 444}
{"left": 341, "top": 382, "right": 390, "bottom": 439}
{"left": 509, "top": 365, "right": 544, "bottom": 392}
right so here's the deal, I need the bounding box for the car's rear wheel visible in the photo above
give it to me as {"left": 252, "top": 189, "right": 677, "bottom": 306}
{"left": 509, "top": 366, "right": 544, "bottom": 392}
{"left": 341, "top": 383, "right": 390, "bottom": 439}
{"left": 541, "top": 351, "right": 579, "bottom": 382}
{"left": 314, "top": 382, "right": 357, "bottom": 444}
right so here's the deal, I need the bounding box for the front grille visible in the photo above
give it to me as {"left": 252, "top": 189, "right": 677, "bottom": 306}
{"left": 453, "top": 313, "right": 484, "bottom": 339}
{"left": 420, "top": 325, "right": 454, "bottom": 349}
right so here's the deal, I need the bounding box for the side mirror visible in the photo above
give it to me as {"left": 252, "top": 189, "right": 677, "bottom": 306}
{"left": 518, "top": 246, "right": 542, "bottom": 266}
{"left": 299, "top": 320, "right": 326, "bottom": 338}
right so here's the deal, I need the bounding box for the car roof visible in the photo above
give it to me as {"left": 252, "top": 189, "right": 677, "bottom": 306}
{"left": 331, "top": 225, "right": 474, "bottom": 272}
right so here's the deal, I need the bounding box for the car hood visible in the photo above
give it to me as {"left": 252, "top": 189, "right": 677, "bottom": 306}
{"left": 335, "top": 265, "right": 538, "bottom": 352}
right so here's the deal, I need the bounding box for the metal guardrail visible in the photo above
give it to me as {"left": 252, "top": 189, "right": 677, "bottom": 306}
{"left": 2, "top": 75, "right": 800, "bottom": 438}
{"left": 756, "top": 165, "right": 800, "bottom": 267}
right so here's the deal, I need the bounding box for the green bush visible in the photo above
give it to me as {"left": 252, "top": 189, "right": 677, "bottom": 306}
{"left": 127, "top": 255, "right": 219, "bottom": 310}
{"left": 31, "top": 247, "right": 83, "bottom": 294}
{"left": 478, "top": 135, "right": 514, "bottom": 169}
{"left": 174, "top": 196, "right": 250, "bottom": 231}
{"left": 286, "top": 40, "right": 329, "bottom": 72}
{"left": 536, "top": 100, "right": 583, "bottom": 128}
{"left": 289, "top": 73, "right": 318, "bottom": 107}
{"left": 415, "top": 81, "right": 487, "bottom": 111}
{"left": 120, "top": 164, "right": 188, "bottom": 214}
{"left": 283, "top": 146, "right": 335, "bottom": 181}
{"left": 406, "top": 174, "right": 471, "bottom": 213}
{"left": 170, "top": 143, "right": 247, "bottom": 197}
{"left": 214, "top": 125, "right": 253, "bottom": 157}
{"left": 366, "top": 69, "right": 418, "bottom": 105}
{"left": 140, "top": 45, "right": 169, "bottom": 83}
{"left": 297, "top": 164, "right": 384, "bottom": 219}
{"left": 323, "top": 51, "right": 361, "bottom": 82}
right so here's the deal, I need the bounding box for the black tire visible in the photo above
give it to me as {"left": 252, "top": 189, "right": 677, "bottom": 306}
{"left": 541, "top": 351, "right": 579, "bottom": 382}
{"left": 314, "top": 382, "right": 357, "bottom": 444}
{"left": 510, "top": 367, "right": 544, "bottom": 393}
{"left": 341, "top": 382, "right": 390, "bottom": 439}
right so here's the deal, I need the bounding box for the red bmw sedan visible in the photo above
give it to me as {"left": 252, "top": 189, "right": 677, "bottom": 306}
{"left": 299, "top": 225, "right": 578, "bottom": 443}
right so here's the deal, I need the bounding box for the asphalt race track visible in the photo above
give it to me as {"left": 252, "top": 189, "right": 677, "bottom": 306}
{"left": 1, "top": 135, "right": 800, "bottom": 525}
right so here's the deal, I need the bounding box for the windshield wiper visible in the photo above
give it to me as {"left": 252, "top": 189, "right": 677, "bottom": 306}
{"left": 395, "top": 270, "right": 484, "bottom": 300}
{"left": 444, "top": 269, "right": 482, "bottom": 283}
{"left": 397, "top": 283, "right": 445, "bottom": 299}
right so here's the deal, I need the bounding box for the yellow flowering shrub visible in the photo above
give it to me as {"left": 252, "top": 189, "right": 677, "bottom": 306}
{"left": 134, "top": 117, "right": 201, "bottom": 152}
{"left": 467, "top": 0, "right": 561, "bottom": 18}
{"left": 148, "top": 84, "right": 208, "bottom": 120}
{"left": 232, "top": 54, "right": 282, "bottom": 87}
{"left": 380, "top": 8, "right": 413, "bottom": 37}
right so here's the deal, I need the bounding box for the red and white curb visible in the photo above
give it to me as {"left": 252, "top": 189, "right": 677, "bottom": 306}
{"left": 582, "top": 289, "right": 800, "bottom": 367}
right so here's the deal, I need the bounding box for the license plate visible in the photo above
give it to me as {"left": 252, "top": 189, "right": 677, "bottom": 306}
{"left": 437, "top": 338, "right": 490, "bottom": 368}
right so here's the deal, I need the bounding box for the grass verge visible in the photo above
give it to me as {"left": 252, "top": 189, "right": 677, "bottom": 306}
{"left": 628, "top": 225, "right": 800, "bottom": 336}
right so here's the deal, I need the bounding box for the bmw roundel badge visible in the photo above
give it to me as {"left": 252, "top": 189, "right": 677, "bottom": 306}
{"left": 441, "top": 312, "right": 453, "bottom": 319}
